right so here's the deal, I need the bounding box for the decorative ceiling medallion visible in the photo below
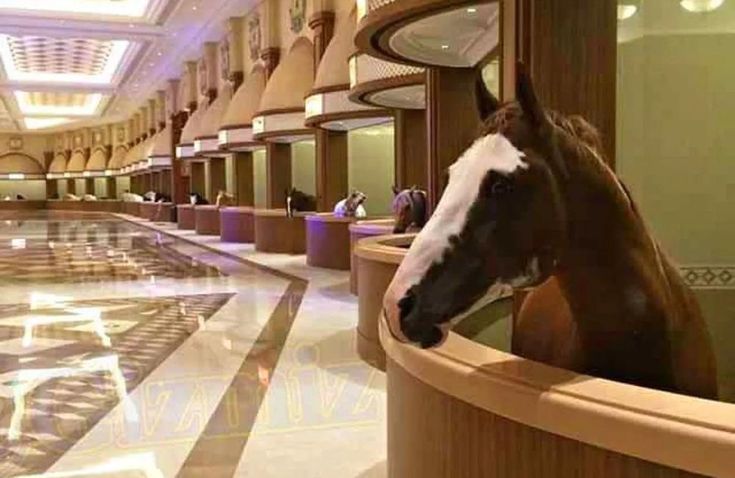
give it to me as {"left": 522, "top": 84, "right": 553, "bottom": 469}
{"left": 0, "top": 35, "right": 129, "bottom": 84}
{"left": 289, "top": 0, "right": 306, "bottom": 33}
{"left": 0, "top": 0, "right": 152, "bottom": 18}
{"left": 14, "top": 91, "right": 104, "bottom": 116}
{"left": 248, "top": 15, "right": 261, "bottom": 61}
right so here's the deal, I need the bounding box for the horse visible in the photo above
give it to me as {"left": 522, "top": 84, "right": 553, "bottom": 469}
{"left": 285, "top": 188, "right": 316, "bottom": 218}
{"left": 189, "top": 192, "right": 209, "bottom": 205}
{"left": 215, "top": 190, "right": 235, "bottom": 208}
{"left": 382, "top": 65, "right": 718, "bottom": 400}
{"left": 122, "top": 192, "right": 144, "bottom": 203}
{"left": 391, "top": 186, "right": 428, "bottom": 234}
{"left": 334, "top": 190, "right": 367, "bottom": 218}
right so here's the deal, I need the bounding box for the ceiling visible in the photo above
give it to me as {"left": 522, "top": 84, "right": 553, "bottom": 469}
{"left": 0, "top": 0, "right": 256, "bottom": 134}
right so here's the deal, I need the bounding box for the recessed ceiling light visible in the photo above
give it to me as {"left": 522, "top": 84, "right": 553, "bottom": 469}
{"left": 466, "top": 7, "right": 477, "bottom": 13}
{"left": 680, "top": 0, "right": 725, "bottom": 12}
{"left": 157, "top": 51, "right": 162, "bottom": 56}
{"left": 441, "top": 44, "right": 449, "bottom": 50}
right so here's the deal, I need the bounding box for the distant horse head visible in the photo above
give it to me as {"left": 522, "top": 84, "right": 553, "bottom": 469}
{"left": 286, "top": 188, "right": 316, "bottom": 217}
{"left": 189, "top": 193, "right": 209, "bottom": 205}
{"left": 392, "top": 186, "right": 428, "bottom": 233}
{"left": 334, "top": 190, "right": 368, "bottom": 218}
{"left": 215, "top": 190, "right": 235, "bottom": 208}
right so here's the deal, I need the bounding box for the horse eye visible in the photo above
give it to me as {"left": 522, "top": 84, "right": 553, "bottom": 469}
{"left": 491, "top": 178, "right": 512, "bottom": 196}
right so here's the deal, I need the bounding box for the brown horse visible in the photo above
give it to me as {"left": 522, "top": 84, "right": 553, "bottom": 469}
{"left": 383, "top": 65, "right": 718, "bottom": 400}
{"left": 391, "top": 186, "right": 428, "bottom": 234}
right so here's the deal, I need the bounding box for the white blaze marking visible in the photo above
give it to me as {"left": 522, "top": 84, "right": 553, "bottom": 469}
{"left": 384, "top": 133, "right": 528, "bottom": 317}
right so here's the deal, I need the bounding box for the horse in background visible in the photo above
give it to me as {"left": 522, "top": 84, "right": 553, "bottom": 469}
{"left": 286, "top": 188, "right": 316, "bottom": 218}
{"left": 382, "top": 65, "right": 718, "bottom": 400}
{"left": 189, "top": 193, "right": 209, "bottom": 205}
{"left": 215, "top": 190, "right": 235, "bottom": 208}
{"left": 392, "top": 186, "right": 428, "bottom": 233}
{"left": 122, "top": 192, "right": 144, "bottom": 202}
{"left": 334, "top": 190, "right": 367, "bottom": 218}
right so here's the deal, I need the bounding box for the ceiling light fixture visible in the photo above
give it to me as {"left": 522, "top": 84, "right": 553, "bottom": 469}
{"left": 0, "top": 0, "right": 151, "bottom": 17}
{"left": 466, "top": 7, "right": 477, "bottom": 13}
{"left": 680, "top": 0, "right": 725, "bottom": 12}
{"left": 14, "top": 91, "right": 104, "bottom": 116}
{"left": 23, "top": 117, "right": 74, "bottom": 130}
{"left": 441, "top": 44, "right": 449, "bottom": 50}
{"left": 618, "top": 4, "right": 638, "bottom": 20}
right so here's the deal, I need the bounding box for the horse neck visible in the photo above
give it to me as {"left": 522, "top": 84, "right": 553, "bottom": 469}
{"left": 554, "top": 166, "right": 671, "bottom": 336}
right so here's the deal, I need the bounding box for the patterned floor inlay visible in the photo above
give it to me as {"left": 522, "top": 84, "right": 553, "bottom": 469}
{"left": 0, "top": 293, "right": 234, "bottom": 477}
{"left": 0, "top": 230, "right": 221, "bottom": 285}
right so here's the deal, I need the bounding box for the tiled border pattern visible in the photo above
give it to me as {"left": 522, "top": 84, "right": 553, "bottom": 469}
{"left": 680, "top": 266, "right": 735, "bottom": 289}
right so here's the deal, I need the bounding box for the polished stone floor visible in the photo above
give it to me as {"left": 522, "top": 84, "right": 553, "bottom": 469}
{"left": 0, "top": 211, "right": 386, "bottom": 477}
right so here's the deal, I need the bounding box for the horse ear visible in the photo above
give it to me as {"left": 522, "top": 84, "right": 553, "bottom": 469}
{"left": 516, "top": 62, "right": 550, "bottom": 133}
{"left": 476, "top": 69, "right": 500, "bottom": 122}
{"left": 392, "top": 185, "right": 400, "bottom": 196}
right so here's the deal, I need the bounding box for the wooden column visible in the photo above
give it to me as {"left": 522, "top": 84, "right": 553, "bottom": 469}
{"left": 43, "top": 152, "right": 57, "bottom": 199}
{"left": 315, "top": 129, "right": 348, "bottom": 211}
{"left": 171, "top": 111, "right": 190, "bottom": 203}
{"left": 517, "top": 0, "right": 617, "bottom": 163}
{"left": 85, "top": 178, "right": 95, "bottom": 196}
{"left": 209, "top": 157, "right": 227, "bottom": 200}
{"left": 394, "top": 109, "right": 428, "bottom": 190}
{"left": 260, "top": 48, "right": 280, "bottom": 80}
{"left": 190, "top": 162, "right": 206, "bottom": 197}
{"left": 161, "top": 169, "right": 172, "bottom": 196}
{"left": 311, "top": 10, "right": 340, "bottom": 212}
{"left": 107, "top": 178, "right": 117, "bottom": 199}
{"left": 265, "top": 143, "right": 291, "bottom": 208}
{"left": 46, "top": 180, "right": 58, "bottom": 199}
{"left": 426, "top": 67, "right": 482, "bottom": 209}
{"left": 234, "top": 152, "right": 254, "bottom": 206}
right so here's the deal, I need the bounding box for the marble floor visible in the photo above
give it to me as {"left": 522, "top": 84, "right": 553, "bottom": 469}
{"left": 0, "top": 211, "right": 386, "bottom": 478}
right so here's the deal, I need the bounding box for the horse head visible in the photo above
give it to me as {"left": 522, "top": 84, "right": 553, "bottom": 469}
{"left": 392, "top": 186, "right": 428, "bottom": 233}
{"left": 384, "top": 64, "right": 576, "bottom": 348}
{"left": 285, "top": 188, "right": 316, "bottom": 217}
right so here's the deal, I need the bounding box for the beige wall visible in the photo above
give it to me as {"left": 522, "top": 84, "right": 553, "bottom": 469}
{"left": 617, "top": 34, "right": 735, "bottom": 265}
{"left": 254, "top": 149, "right": 267, "bottom": 207}
{"left": 116, "top": 176, "right": 131, "bottom": 196}
{"left": 348, "top": 123, "right": 395, "bottom": 216}
{"left": 291, "top": 140, "right": 316, "bottom": 195}
{"left": 0, "top": 134, "right": 49, "bottom": 167}
{"left": 94, "top": 178, "right": 108, "bottom": 198}
{"left": 0, "top": 180, "right": 46, "bottom": 199}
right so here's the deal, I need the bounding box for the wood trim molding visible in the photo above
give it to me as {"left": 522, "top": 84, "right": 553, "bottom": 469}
{"left": 348, "top": 73, "right": 425, "bottom": 108}
{"left": 254, "top": 107, "right": 306, "bottom": 117}
{"left": 355, "top": 0, "right": 489, "bottom": 66}
{"left": 253, "top": 128, "right": 314, "bottom": 142}
{"left": 305, "top": 109, "right": 392, "bottom": 129}
{"left": 219, "top": 123, "right": 253, "bottom": 131}
{"left": 307, "top": 83, "right": 352, "bottom": 96}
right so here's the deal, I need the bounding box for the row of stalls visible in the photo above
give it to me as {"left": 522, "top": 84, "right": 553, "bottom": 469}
{"left": 8, "top": 0, "right": 725, "bottom": 475}
{"left": 125, "top": 0, "right": 733, "bottom": 477}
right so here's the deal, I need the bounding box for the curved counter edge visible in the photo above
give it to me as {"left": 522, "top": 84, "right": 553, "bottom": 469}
{"left": 379, "top": 316, "right": 735, "bottom": 477}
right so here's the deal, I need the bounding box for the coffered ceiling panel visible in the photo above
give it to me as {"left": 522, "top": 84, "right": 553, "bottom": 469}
{"left": 0, "top": 0, "right": 259, "bottom": 133}
{"left": 0, "top": 0, "right": 158, "bottom": 21}
{"left": 0, "top": 34, "right": 130, "bottom": 84}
